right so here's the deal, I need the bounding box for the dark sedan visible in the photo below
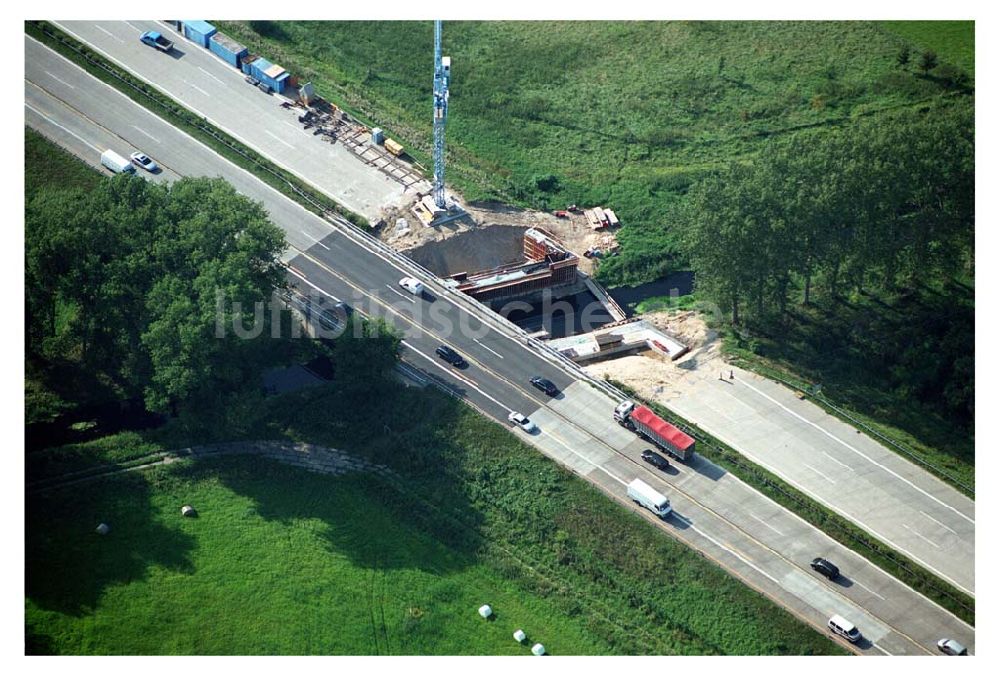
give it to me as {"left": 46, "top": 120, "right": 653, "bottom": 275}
{"left": 530, "top": 376, "right": 559, "bottom": 396}
{"left": 810, "top": 557, "right": 840, "bottom": 580}
{"left": 641, "top": 449, "right": 670, "bottom": 471}
{"left": 435, "top": 344, "right": 467, "bottom": 368}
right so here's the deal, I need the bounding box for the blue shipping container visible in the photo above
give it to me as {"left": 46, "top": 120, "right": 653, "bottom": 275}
{"left": 182, "top": 20, "right": 217, "bottom": 48}
{"left": 242, "top": 56, "right": 290, "bottom": 93}
{"left": 209, "top": 32, "right": 248, "bottom": 68}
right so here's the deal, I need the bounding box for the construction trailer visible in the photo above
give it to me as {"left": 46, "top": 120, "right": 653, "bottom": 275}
{"left": 209, "top": 32, "right": 248, "bottom": 68}
{"left": 182, "top": 20, "right": 217, "bottom": 48}
{"left": 241, "top": 56, "right": 290, "bottom": 93}
{"left": 385, "top": 138, "right": 404, "bottom": 156}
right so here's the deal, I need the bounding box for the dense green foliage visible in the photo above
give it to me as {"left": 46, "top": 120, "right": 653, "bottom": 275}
{"left": 27, "top": 381, "right": 843, "bottom": 655}
{"left": 679, "top": 102, "right": 974, "bottom": 431}
{"left": 215, "top": 20, "right": 970, "bottom": 286}
{"left": 25, "top": 158, "right": 288, "bottom": 417}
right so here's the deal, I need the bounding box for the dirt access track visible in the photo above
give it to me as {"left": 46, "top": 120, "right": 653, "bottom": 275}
{"left": 586, "top": 311, "right": 976, "bottom": 597}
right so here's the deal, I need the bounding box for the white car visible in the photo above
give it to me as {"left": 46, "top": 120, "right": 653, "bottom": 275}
{"left": 130, "top": 151, "right": 159, "bottom": 172}
{"left": 937, "top": 638, "right": 968, "bottom": 655}
{"left": 507, "top": 412, "right": 538, "bottom": 433}
{"left": 398, "top": 276, "right": 424, "bottom": 295}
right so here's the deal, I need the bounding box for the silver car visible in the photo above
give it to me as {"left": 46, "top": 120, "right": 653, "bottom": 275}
{"left": 937, "top": 638, "right": 968, "bottom": 655}
{"left": 130, "top": 151, "right": 159, "bottom": 172}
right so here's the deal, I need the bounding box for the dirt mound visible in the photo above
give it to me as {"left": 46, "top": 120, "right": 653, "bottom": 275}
{"left": 584, "top": 310, "right": 725, "bottom": 399}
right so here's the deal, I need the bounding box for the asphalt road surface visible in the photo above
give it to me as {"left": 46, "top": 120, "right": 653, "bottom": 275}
{"left": 25, "top": 32, "right": 974, "bottom": 656}
{"left": 668, "top": 363, "right": 975, "bottom": 596}
{"left": 53, "top": 20, "right": 424, "bottom": 222}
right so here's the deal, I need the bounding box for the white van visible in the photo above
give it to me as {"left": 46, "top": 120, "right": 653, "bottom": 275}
{"left": 398, "top": 276, "right": 425, "bottom": 296}
{"left": 827, "top": 614, "right": 861, "bottom": 643}
{"left": 627, "top": 478, "right": 672, "bottom": 518}
{"left": 101, "top": 149, "right": 136, "bottom": 175}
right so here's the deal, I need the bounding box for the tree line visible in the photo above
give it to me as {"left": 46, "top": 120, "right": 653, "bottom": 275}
{"left": 27, "top": 175, "right": 290, "bottom": 417}
{"left": 680, "top": 101, "right": 973, "bottom": 324}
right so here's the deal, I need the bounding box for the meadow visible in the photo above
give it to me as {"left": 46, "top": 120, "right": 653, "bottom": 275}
{"left": 216, "top": 20, "right": 971, "bottom": 286}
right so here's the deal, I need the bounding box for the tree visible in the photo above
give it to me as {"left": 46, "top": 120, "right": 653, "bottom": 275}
{"left": 919, "top": 50, "right": 938, "bottom": 75}
{"left": 896, "top": 45, "right": 911, "bottom": 69}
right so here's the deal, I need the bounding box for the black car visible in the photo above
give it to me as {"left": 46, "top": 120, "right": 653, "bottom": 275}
{"left": 530, "top": 376, "right": 559, "bottom": 396}
{"left": 641, "top": 449, "right": 670, "bottom": 471}
{"left": 436, "top": 345, "right": 466, "bottom": 368}
{"left": 810, "top": 557, "right": 840, "bottom": 580}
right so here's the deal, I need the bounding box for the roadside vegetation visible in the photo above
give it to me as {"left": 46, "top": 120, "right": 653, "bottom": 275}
{"left": 25, "top": 132, "right": 842, "bottom": 655}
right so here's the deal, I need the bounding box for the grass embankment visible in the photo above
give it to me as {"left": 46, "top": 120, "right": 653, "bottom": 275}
{"left": 24, "top": 21, "right": 368, "bottom": 228}
{"left": 214, "top": 20, "right": 968, "bottom": 287}
{"left": 880, "top": 21, "right": 974, "bottom": 77}
{"left": 26, "top": 380, "right": 845, "bottom": 655}
{"left": 25, "top": 127, "right": 101, "bottom": 198}
{"left": 606, "top": 379, "right": 975, "bottom": 626}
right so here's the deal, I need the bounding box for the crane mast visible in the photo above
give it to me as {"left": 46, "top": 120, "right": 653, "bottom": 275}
{"left": 432, "top": 20, "right": 450, "bottom": 209}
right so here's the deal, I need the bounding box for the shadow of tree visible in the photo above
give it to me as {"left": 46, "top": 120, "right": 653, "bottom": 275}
{"left": 26, "top": 472, "right": 196, "bottom": 617}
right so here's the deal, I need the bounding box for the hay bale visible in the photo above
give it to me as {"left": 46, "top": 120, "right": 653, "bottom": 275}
{"left": 181, "top": 505, "right": 197, "bottom": 517}
{"left": 95, "top": 523, "right": 110, "bottom": 536}
{"left": 531, "top": 643, "right": 546, "bottom": 656}
{"left": 513, "top": 629, "right": 526, "bottom": 643}
{"left": 478, "top": 604, "right": 493, "bottom": 619}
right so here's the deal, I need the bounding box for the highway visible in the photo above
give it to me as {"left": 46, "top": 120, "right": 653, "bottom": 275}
{"left": 51, "top": 20, "right": 422, "bottom": 223}
{"left": 667, "top": 363, "right": 975, "bottom": 596}
{"left": 25, "top": 31, "right": 974, "bottom": 656}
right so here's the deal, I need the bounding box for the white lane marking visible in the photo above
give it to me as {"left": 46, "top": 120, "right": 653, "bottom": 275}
{"left": 312, "top": 240, "right": 330, "bottom": 250}
{"left": 871, "top": 642, "right": 891, "bottom": 656}
{"left": 263, "top": 129, "right": 296, "bottom": 149}
{"left": 385, "top": 285, "right": 416, "bottom": 303}
{"left": 738, "top": 377, "right": 974, "bottom": 526}
{"left": 539, "top": 430, "right": 627, "bottom": 486}
{"left": 748, "top": 512, "right": 785, "bottom": 537}
{"left": 284, "top": 120, "right": 301, "bottom": 130}
{"left": 44, "top": 71, "right": 76, "bottom": 89}
{"left": 852, "top": 579, "right": 887, "bottom": 601}
{"left": 24, "top": 101, "right": 101, "bottom": 153}
{"left": 95, "top": 25, "right": 124, "bottom": 42}
{"left": 131, "top": 125, "right": 160, "bottom": 144}
{"left": 474, "top": 338, "right": 504, "bottom": 359}
{"left": 188, "top": 82, "right": 211, "bottom": 97}
{"left": 821, "top": 451, "right": 853, "bottom": 471}
{"left": 804, "top": 463, "right": 837, "bottom": 485}
{"left": 124, "top": 21, "right": 145, "bottom": 32}
{"left": 902, "top": 523, "right": 941, "bottom": 549}
{"left": 920, "top": 510, "right": 958, "bottom": 536}
{"left": 689, "top": 524, "right": 781, "bottom": 586}
{"left": 401, "top": 340, "right": 507, "bottom": 410}
{"left": 197, "top": 67, "right": 226, "bottom": 85}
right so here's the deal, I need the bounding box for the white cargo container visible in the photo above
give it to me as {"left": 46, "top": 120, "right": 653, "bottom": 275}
{"left": 100, "top": 149, "right": 136, "bottom": 175}
{"left": 627, "top": 478, "right": 672, "bottom": 518}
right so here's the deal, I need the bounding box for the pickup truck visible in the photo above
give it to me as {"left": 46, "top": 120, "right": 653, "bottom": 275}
{"left": 139, "top": 31, "right": 174, "bottom": 52}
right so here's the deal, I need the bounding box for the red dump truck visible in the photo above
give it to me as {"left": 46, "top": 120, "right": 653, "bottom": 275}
{"left": 614, "top": 400, "right": 695, "bottom": 461}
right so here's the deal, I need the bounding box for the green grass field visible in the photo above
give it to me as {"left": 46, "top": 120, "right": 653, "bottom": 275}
{"left": 26, "top": 378, "right": 845, "bottom": 655}
{"left": 881, "top": 21, "right": 974, "bottom": 77}
{"left": 25, "top": 127, "right": 101, "bottom": 200}
{"left": 27, "top": 457, "right": 619, "bottom": 655}
{"left": 215, "top": 20, "right": 969, "bottom": 286}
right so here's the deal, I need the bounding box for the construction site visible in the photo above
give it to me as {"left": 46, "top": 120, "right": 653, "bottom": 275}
{"left": 192, "top": 18, "right": 686, "bottom": 354}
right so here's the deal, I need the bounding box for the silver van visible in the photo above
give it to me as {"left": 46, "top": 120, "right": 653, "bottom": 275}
{"left": 828, "top": 614, "right": 861, "bottom": 643}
